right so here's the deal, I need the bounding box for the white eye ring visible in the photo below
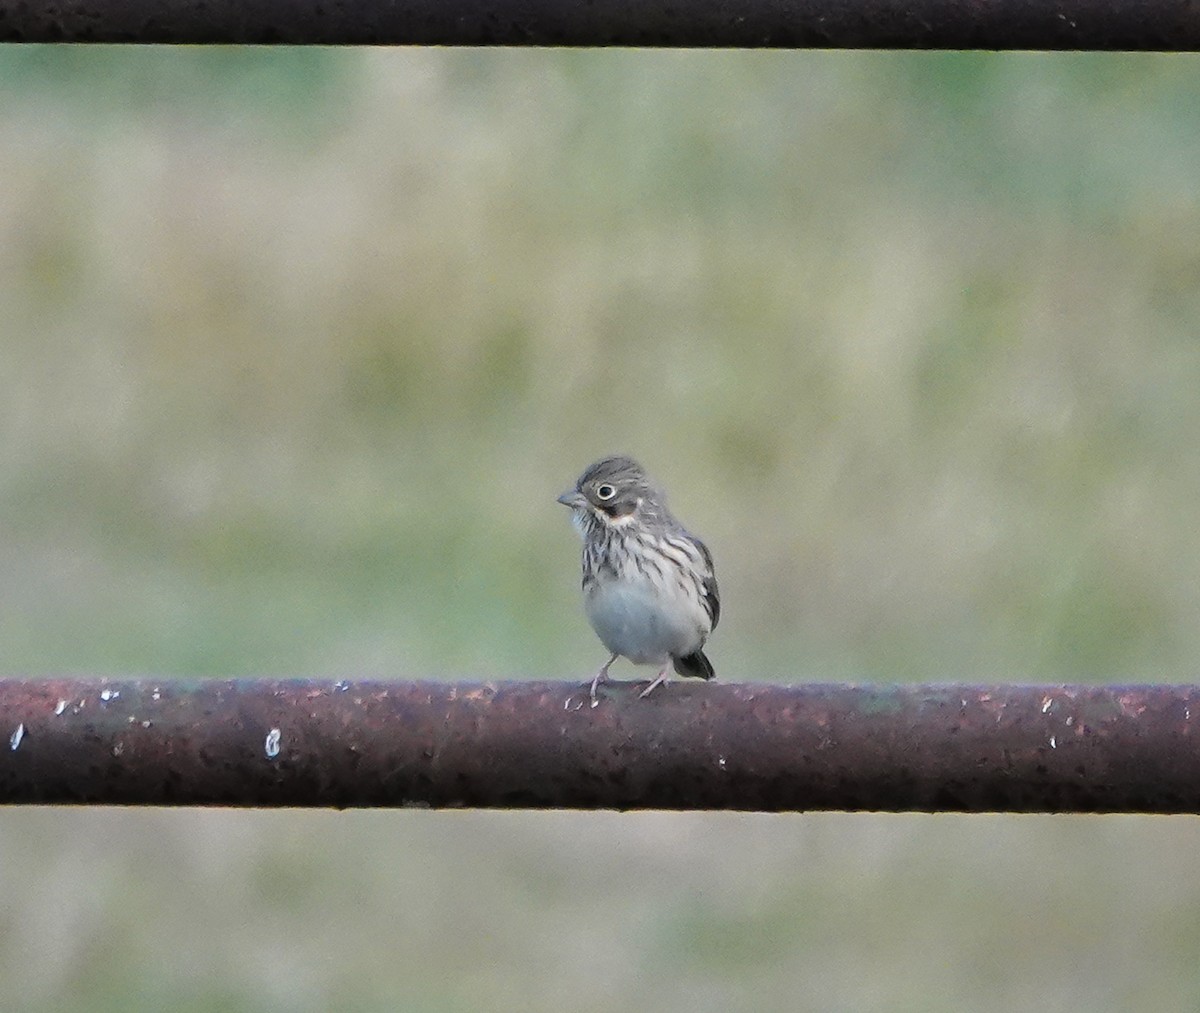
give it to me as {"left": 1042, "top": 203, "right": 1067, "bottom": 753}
{"left": 596, "top": 484, "right": 616, "bottom": 501}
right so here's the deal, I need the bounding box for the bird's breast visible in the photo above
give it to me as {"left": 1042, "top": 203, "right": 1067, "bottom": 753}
{"left": 583, "top": 570, "right": 708, "bottom": 665}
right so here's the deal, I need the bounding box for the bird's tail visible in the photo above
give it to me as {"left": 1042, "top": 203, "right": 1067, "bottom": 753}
{"left": 673, "top": 649, "right": 715, "bottom": 681}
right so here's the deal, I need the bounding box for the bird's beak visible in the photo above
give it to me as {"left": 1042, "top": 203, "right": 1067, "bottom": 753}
{"left": 557, "top": 489, "right": 586, "bottom": 509}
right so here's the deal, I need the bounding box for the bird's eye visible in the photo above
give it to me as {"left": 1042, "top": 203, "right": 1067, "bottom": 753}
{"left": 596, "top": 484, "right": 616, "bottom": 501}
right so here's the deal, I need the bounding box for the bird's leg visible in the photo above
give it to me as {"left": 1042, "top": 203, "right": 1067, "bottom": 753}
{"left": 589, "top": 653, "right": 618, "bottom": 707}
{"left": 639, "top": 663, "right": 672, "bottom": 699}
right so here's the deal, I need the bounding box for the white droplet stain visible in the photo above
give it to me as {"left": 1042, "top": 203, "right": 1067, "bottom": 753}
{"left": 1049, "top": 735, "right": 1057, "bottom": 749}
{"left": 112, "top": 742, "right": 124, "bottom": 757}
{"left": 265, "top": 728, "right": 282, "bottom": 759}
{"left": 54, "top": 700, "right": 67, "bottom": 716}
{"left": 1041, "top": 697, "right": 1053, "bottom": 713}
{"left": 100, "top": 688, "right": 119, "bottom": 702}
{"left": 141, "top": 720, "right": 152, "bottom": 729}
{"left": 718, "top": 756, "right": 727, "bottom": 770}
{"left": 9, "top": 724, "right": 24, "bottom": 751}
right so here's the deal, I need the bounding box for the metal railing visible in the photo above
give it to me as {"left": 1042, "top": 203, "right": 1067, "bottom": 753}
{"left": 1, "top": 0, "right": 1198, "bottom": 48}
{"left": 3, "top": 678, "right": 1198, "bottom": 812}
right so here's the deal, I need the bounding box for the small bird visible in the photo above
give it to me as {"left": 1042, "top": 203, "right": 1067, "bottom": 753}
{"left": 557, "top": 455, "right": 720, "bottom": 705}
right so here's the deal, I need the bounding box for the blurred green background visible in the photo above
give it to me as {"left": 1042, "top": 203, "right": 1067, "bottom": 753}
{"left": 1, "top": 45, "right": 1199, "bottom": 1010}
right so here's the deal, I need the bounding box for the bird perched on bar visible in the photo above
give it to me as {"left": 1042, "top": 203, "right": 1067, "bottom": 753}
{"left": 557, "top": 455, "right": 720, "bottom": 706}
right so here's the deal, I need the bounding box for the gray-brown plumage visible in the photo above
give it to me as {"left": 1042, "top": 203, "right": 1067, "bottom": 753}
{"left": 557, "top": 455, "right": 719, "bottom": 705}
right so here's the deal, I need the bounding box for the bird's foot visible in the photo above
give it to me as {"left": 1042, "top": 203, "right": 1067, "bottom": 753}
{"left": 587, "top": 654, "right": 618, "bottom": 707}
{"left": 639, "top": 665, "right": 671, "bottom": 699}
{"left": 588, "top": 671, "right": 607, "bottom": 708}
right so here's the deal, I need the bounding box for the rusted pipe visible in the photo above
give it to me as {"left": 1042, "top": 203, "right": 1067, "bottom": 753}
{"left": 1, "top": 0, "right": 1198, "bottom": 48}
{"left": 1, "top": 678, "right": 1198, "bottom": 812}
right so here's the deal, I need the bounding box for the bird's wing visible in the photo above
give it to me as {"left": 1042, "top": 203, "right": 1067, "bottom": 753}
{"left": 693, "top": 535, "right": 720, "bottom": 632}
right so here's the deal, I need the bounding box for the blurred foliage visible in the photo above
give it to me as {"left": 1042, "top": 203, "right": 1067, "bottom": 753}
{"left": 2, "top": 46, "right": 1200, "bottom": 1011}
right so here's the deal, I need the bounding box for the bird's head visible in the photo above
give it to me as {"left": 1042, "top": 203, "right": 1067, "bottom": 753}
{"left": 557, "top": 455, "right": 660, "bottom": 532}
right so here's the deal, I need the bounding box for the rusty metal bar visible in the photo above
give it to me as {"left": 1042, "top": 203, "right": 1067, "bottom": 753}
{"left": 1, "top": 0, "right": 1198, "bottom": 49}
{"left": 2, "top": 678, "right": 1199, "bottom": 812}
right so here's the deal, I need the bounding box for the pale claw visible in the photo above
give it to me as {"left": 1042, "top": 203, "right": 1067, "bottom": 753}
{"left": 639, "top": 665, "right": 671, "bottom": 699}
{"left": 587, "top": 653, "right": 618, "bottom": 707}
